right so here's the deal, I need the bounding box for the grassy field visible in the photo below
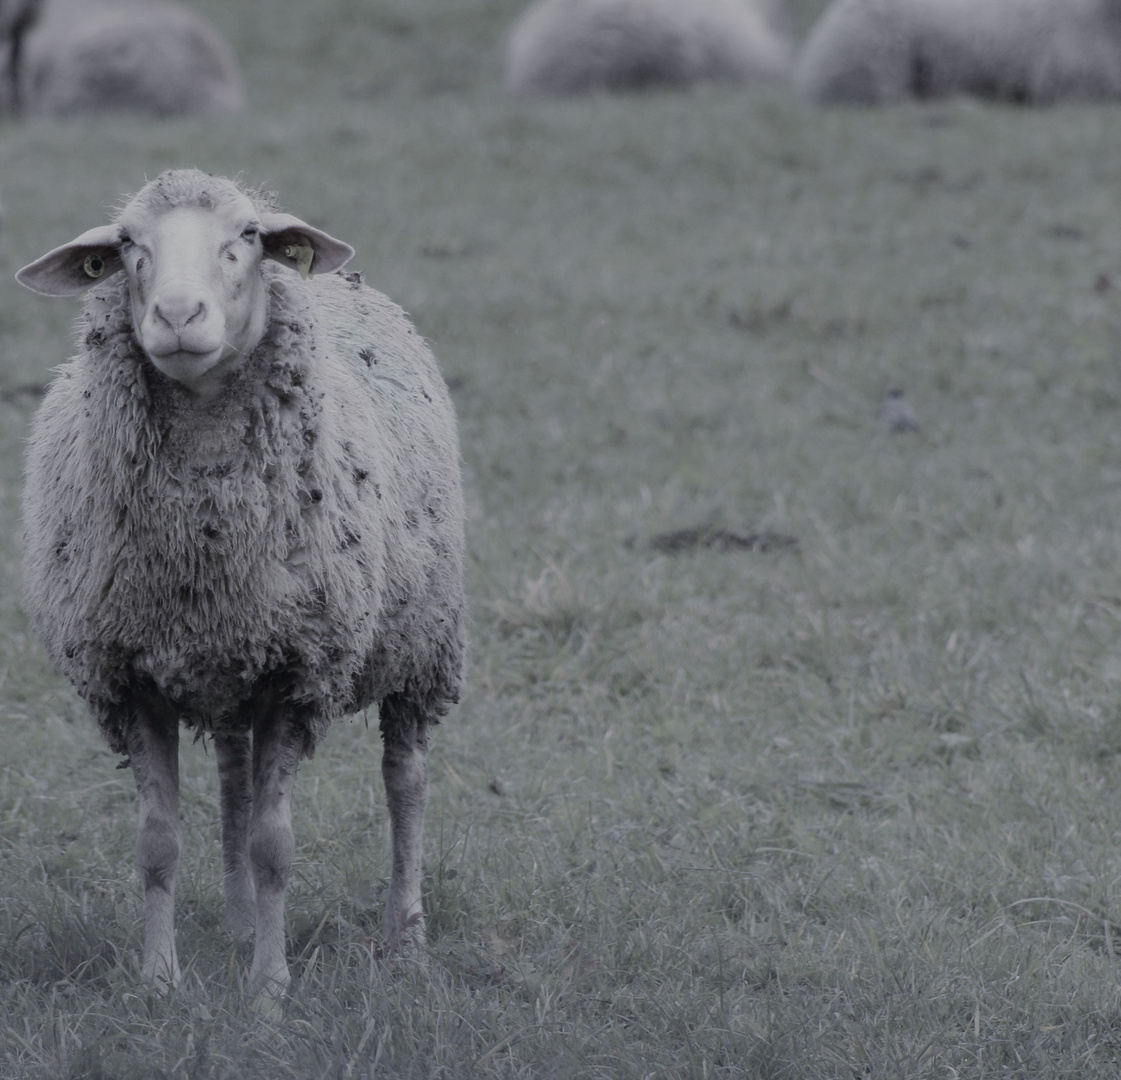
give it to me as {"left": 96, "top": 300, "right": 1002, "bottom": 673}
{"left": 7, "top": 0, "right": 1121, "bottom": 1076}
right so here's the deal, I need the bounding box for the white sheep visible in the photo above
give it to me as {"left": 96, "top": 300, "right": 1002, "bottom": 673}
{"left": 504, "top": 0, "right": 793, "bottom": 95}
{"left": 794, "top": 0, "right": 1121, "bottom": 104}
{"left": 16, "top": 169, "right": 467, "bottom": 1003}
{"left": 0, "top": 0, "right": 42, "bottom": 112}
{"left": 16, "top": 0, "right": 244, "bottom": 116}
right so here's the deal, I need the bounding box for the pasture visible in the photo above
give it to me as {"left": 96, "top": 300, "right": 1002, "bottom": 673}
{"left": 4, "top": 0, "right": 1121, "bottom": 1075}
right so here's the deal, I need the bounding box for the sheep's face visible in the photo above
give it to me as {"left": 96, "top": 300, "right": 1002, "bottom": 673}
{"left": 15, "top": 171, "right": 355, "bottom": 397}
{"left": 118, "top": 194, "right": 274, "bottom": 390}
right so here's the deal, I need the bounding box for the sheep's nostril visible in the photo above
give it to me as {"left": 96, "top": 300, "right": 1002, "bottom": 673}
{"left": 154, "top": 298, "right": 206, "bottom": 333}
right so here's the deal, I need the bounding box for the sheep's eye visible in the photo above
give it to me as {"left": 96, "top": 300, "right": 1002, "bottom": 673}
{"left": 241, "top": 225, "right": 258, "bottom": 241}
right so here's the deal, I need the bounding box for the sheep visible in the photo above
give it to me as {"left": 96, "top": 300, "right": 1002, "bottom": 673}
{"left": 14, "top": 0, "right": 244, "bottom": 116}
{"left": 794, "top": 0, "right": 1121, "bottom": 105}
{"left": 0, "top": 0, "right": 42, "bottom": 111}
{"left": 504, "top": 0, "right": 793, "bottom": 96}
{"left": 15, "top": 169, "right": 467, "bottom": 1003}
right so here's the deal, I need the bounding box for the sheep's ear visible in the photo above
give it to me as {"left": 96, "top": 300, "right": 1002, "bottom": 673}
{"left": 259, "top": 212, "right": 355, "bottom": 281}
{"left": 15, "top": 225, "right": 124, "bottom": 297}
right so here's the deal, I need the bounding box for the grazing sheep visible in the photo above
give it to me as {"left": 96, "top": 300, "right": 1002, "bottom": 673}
{"left": 505, "top": 0, "right": 793, "bottom": 95}
{"left": 0, "top": 0, "right": 39, "bottom": 39}
{"left": 16, "top": 169, "right": 466, "bottom": 1002}
{"left": 0, "top": 0, "right": 42, "bottom": 111}
{"left": 794, "top": 0, "right": 1121, "bottom": 105}
{"left": 16, "top": 0, "right": 244, "bottom": 116}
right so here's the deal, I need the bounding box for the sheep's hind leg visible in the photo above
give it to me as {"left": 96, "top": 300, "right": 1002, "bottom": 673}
{"left": 214, "top": 731, "right": 255, "bottom": 941}
{"left": 245, "top": 712, "right": 304, "bottom": 1004}
{"left": 380, "top": 696, "right": 430, "bottom": 946}
{"left": 126, "top": 701, "right": 182, "bottom": 993}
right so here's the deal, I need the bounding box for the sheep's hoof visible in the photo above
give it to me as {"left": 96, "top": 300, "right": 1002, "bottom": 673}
{"left": 141, "top": 954, "right": 181, "bottom": 996}
{"left": 248, "top": 975, "right": 288, "bottom": 1020}
{"left": 381, "top": 910, "right": 426, "bottom": 953}
{"left": 247, "top": 959, "right": 290, "bottom": 1016}
{"left": 224, "top": 910, "right": 255, "bottom": 943}
{"left": 249, "top": 984, "right": 286, "bottom": 1021}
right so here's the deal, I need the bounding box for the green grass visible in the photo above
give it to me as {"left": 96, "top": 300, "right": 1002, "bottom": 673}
{"left": 7, "top": 0, "right": 1121, "bottom": 1076}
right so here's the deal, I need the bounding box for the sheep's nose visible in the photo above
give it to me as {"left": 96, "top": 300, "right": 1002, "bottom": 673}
{"left": 153, "top": 296, "right": 207, "bottom": 334}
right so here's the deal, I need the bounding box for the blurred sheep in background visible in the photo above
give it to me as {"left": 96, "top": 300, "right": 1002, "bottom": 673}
{"left": 0, "top": 0, "right": 42, "bottom": 112}
{"left": 795, "top": 0, "right": 1121, "bottom": 105}
{"left": 505, "top": 0, "right": 793, "bottom": 95}
{"left": 5, "top": 0, "right": 243, "bottom": 117}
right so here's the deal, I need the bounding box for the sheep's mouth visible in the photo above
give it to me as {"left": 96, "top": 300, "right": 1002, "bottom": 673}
{"left": 148, "top": 345, "right": 221, "bottom": 363}
{"left": 144, "top": 345, "right": 234, "bottom": 390}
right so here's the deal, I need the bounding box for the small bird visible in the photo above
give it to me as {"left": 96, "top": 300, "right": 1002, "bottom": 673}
{"left": 878, "top": 388, "right": 918, "bottom": 432}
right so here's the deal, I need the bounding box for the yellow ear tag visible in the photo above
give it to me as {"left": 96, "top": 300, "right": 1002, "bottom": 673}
{"left": 285, "top": 243, "right": 315, "bottom": 280}
{"left": 83, "top": 253, "right": 105, "bottom": 278}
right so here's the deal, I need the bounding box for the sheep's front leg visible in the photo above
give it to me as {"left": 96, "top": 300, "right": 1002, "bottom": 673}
{"left": 214, "top": 731, "right": 255, "bottom": 941}
{"left": 246, "top": 714, "right": 303, "bottom": 1002}
{"left": 126, "top": 706, "right": 181, "bottom": 992}
{"left": 380, "top": 697, "right": 430, "bottom": 945}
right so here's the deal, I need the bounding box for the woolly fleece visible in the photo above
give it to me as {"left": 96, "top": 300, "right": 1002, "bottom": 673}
{"left": 795, "top": 0, "right": 1121, "bottom": 105}
{"left": 23, "top": 233, "right": 466, "bottom": 755}
{"left": 19, "top": 0, "right": 244, "bottom": 116}
{"left": 0, "top": 0, "right": 42, "bottom": 113}
{"left": 505, "top": 0, "right": 792, "bottom": 95}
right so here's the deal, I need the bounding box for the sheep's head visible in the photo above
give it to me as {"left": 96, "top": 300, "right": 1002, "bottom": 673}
{"left": 16, "top": 169, "right": 354, "bottom": 394}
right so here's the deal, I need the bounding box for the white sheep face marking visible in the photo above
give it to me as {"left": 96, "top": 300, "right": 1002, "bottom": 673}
{"left": 15, "top": 175, "right": 355, "bottom": 397}
{"left": 120, "top": 196, "right": 269, "bottom": 392}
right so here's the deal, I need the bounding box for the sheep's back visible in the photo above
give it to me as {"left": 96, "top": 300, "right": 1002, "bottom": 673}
{"left": 22, "top": 269, "right": 465, "bottom": 753}
{"left": 794, "top": 0, "right": 1121, "bottom": 104}
{"left": 20, "top": 0, "right": 244, "bottom": 116}
{"left": 505, "top": 0, "right": 791, "bottom": 95}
